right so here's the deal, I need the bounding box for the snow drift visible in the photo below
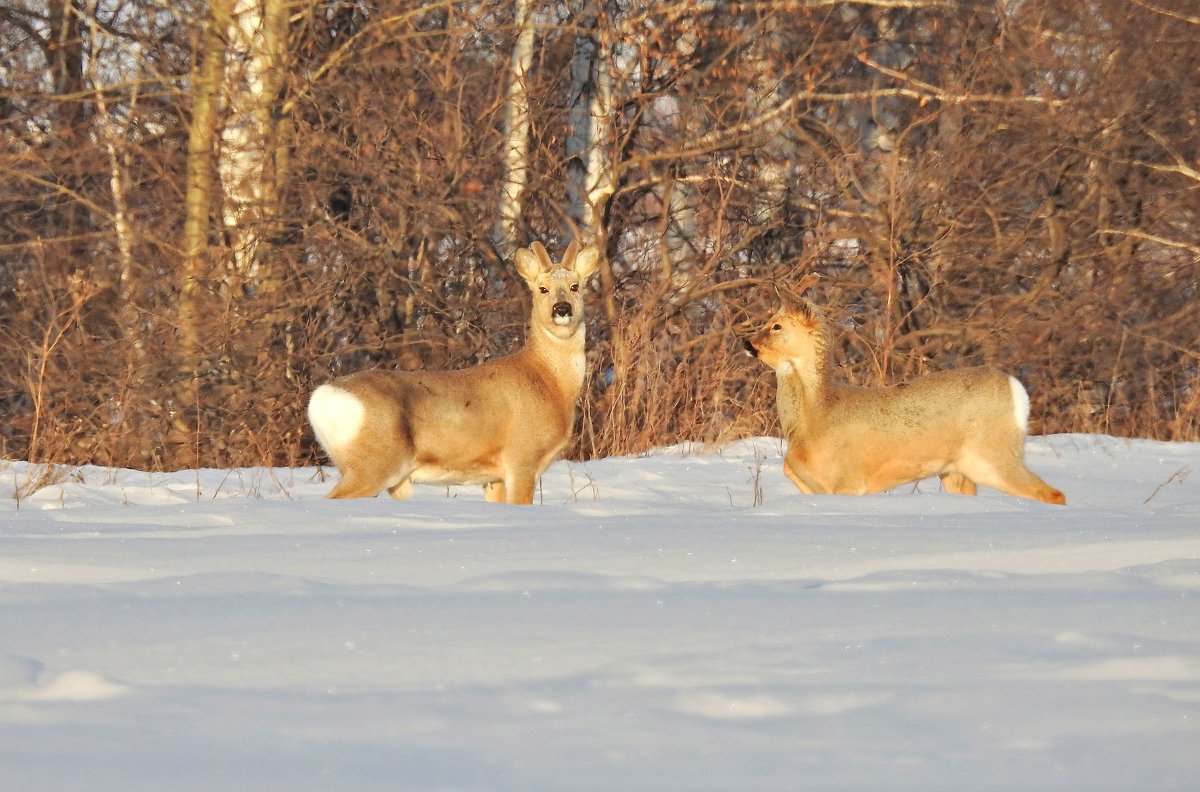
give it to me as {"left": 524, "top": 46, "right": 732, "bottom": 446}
{"left": 1, "top": 435, "right": 1197, "bottom": 791}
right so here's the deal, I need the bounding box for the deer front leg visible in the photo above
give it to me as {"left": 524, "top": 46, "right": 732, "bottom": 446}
{"left": 388, "top": 478, "right": 414, "bottom": 500}
{"left": 939, "top": 471, "right": 977, "bottom": 496}
{"left": 503, "top": 468, "right": 539, "bottom": 505}
{"left": 783, "top": 457, "right": 820, "bottom": 495}
{"left": 483, "top": 481, "right": 507, "bottom": 503}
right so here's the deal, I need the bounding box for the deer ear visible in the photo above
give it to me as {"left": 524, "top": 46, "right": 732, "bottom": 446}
{"left": 560, "top": 240, "right": 580, "bottom": 270}
{"left": 797, "top": 298, "right": 821, "bottom": 321}
{"left": 530, "top": 241, "right": 555, "bottom": 272}
{"left": 776, "top": 272, "right": 820, "bottom": 314}
{"left": 573, "top": 246, "right": 600, "bottom": 280}
{"left": 777, "top": 289, "right": 804, "bottom": 313}
{"left": 514, "top": 246, "right": 541, "bottom": 282}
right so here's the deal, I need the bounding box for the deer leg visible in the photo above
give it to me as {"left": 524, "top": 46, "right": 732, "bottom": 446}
{"left": 503, "top": 469, "right": 539, "bottom": 505}
{"left": 992, "top": 464, "right": 1066, "bottom": 505}
{"left": 388, "top": 478, "right": 414, "bottom": 500}
{"left": 959, "top": 451, "right": 1065, "bottom": 505}
{"left": 783, "top": 451, "right": 824, "bottom": 495}
{"left": 483, "top": 481, "right": 507, "bottom": 503}
{"left": 939, "top": 471, "right": 977, "bottom": 496}
{"left": 327, "top": 467, "right": 387, "bottom": 499}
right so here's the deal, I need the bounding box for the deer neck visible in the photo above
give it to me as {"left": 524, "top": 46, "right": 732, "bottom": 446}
{"left": 525, "top": 321, "right": 587, "bottom": 400}
{"left": 775, "top": 354, "right": 830, "bottom": 440}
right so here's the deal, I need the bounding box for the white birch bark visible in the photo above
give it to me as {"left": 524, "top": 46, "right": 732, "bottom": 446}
{"left": 581, "top": 45, "right": 615, "bottom": 247}
{"left": 561, "top": 2, "right": 620, "bottom": 336}
{"left": 85, "top": 0, "right": 136, "bottom": 302}
{"left": 658, "top": 175, "right": 695, "bottom": 290}
{"left": 495, "top": 0, "right": 537, "bottom": 257}
{"left": 218, "top": 0, "right": 287, "bottom": 291}
{"left": 745, "top": 16, "right": 789, "bottom": 250}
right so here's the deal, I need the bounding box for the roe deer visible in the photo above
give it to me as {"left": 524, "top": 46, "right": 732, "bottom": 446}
{"left": 744, "top": 296, "right": 1066, "bottom": 505}
{"left": 308, "top": 241, "right": 600, "bottom": 504}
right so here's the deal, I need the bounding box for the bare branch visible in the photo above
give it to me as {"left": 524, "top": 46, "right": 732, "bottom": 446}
{"left": 1098, "top": 228, "right": 1200, "bottom": 260}
{"left": 859, "top": 56, "right": 1070, "bottom": 108}
{"left": 1130, "top": 0, "right": 1200, "bottom": 26}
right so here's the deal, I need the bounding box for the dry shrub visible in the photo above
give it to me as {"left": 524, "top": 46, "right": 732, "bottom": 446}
{"left": 575, "top": 303, "right": 776, "bottom": 460}
{"left": 1, "top": 0, "right": 1197, "bottom": 478}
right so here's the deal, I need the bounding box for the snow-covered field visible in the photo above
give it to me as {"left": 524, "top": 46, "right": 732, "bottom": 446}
{"left": 1, "top": 435, "right": 1197, "bottom": 791}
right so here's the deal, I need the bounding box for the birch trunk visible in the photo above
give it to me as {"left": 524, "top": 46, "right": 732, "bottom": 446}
{"left": 582, "top": 39, "right": 615, "bottom": 247}
{"left": 85, "top": 0, "right": 136, "bottom": 308}
{"left": 218, "top": 0, "right": 288, "bottom": 294}
{"left": 495, "top": 0, "right": 537, "bottom": 259}
{"left": 657, "top": 175, "right": 695, "bottom": 290}
{"left": 566, "top": 10, "right": 598, "bottom": 238}
{"left": 565, "top": 3, "right": 617, "bottom": 325}
{"left": 745, "top": 13, "right": 789, "bottom": 259}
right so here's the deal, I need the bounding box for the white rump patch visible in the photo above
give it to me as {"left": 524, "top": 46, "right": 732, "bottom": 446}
{"left": 1009, "top": 376, "right": 1030, "bottom": 434}
{"left": 308, "top": 384, "right": 366, "bottom": 454}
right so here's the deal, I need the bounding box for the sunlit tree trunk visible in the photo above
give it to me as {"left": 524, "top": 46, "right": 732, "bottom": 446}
{"left": 218, "top": 0, "right": 289, "bottom": 295}
{"left": 580, "top": 34, "right": 614, "bottom": 248}
{"left": 177, "top": 0, "right": 230, "bottom": 445}
{"left": 494, "top": 0, "right": 537, "bottom": 259}
{"left": 85, "top": 0, "right": 136, "bottom": 308}
{"left": 566, "top": 8, "right": 598, "bottom": 239}
{"left": 744, "top": 10, "right": 788, "bottom": 262}
{"left": 656, "top": 174, "right": 695, "bottom": 289}
{"left": 178, "top": 0, "right": 289, "bottom": 449}
{"left": 565, "top": 2, "right": 617, "bottom": 325}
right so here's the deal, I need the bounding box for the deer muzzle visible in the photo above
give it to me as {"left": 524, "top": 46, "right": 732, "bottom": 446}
{"left": 552, "top": 302, "right": 573, "bottom": 325}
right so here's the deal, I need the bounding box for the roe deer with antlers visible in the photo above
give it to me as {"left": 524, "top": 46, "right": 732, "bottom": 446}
{"left": 308, "top": 241, "right": 600, "bottom": 504}
{"left": 745, "top": 296, "right": 1066, "bottom": 505}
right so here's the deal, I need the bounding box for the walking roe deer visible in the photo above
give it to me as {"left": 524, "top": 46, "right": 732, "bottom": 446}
{"left": 308, "top": 241, "right": 600, "bottom": 504}
{"left": 744, "top": 296, "right": 1066, "bottom": 505}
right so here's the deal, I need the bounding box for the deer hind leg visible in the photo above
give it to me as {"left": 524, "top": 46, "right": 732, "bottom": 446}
{"left": 957, "top": 449, "right": 1065, "bottom": 506}
{"left": 328, "top": 449, "right": 414, "bottom": 501}
{"left": 939, "top": 471, "right": 977, "bottom": 496}
{"left": 327, "top": 465, "right": 389, "bottom": 499}
{"left": 998, "top": 464, "right": 1065, "bottom": 505}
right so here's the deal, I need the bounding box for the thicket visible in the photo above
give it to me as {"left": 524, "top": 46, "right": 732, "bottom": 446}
{"left": 1, "top": 0, "right": 1197, "bottom": 475}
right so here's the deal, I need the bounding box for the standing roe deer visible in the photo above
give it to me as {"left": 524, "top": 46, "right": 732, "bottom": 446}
{"left": 308, "top": 241, "right": 600, "bottom": 504}
{"left": 744, "top": 295, "right": 1066, "bottom": 505}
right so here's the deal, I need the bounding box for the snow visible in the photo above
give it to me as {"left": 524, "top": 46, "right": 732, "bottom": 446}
{"left": 1, "top": 434, "right": 1197, "bottom": 791}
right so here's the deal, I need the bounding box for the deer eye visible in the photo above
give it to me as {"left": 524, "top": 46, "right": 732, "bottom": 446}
{"left": 772, "top": 323, "right": 782, "bottom": 331}
{"left": 539, "top": 286, "right": 549, "bottom": 294}
{"left": 570, "top": 283, "right": 579, "bottom": 292}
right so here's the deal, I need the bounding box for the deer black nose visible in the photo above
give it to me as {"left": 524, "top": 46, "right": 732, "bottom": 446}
{"left": 552, "top": 302, "right": 572, "bottom": 318}
{"left": 743, "top": 338, "right": 758, "bottom": 357}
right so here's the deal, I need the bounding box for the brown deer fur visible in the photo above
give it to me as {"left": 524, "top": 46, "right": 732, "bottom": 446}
{"left": 745, "top": 296, "right": 1066, "bottom": 505}
{"left": 308, "top": 241, "right": 600, "bottom": 504}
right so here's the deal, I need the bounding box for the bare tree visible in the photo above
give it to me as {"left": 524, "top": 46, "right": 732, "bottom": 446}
{"left": 218, "top": 0, "right": 289, "bottom": 294}
{"left": 0, "top": 0, "right": 1196, "bottom": 473}
{"left": 495, "top": 0, "right": 538, "bottom": 259}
